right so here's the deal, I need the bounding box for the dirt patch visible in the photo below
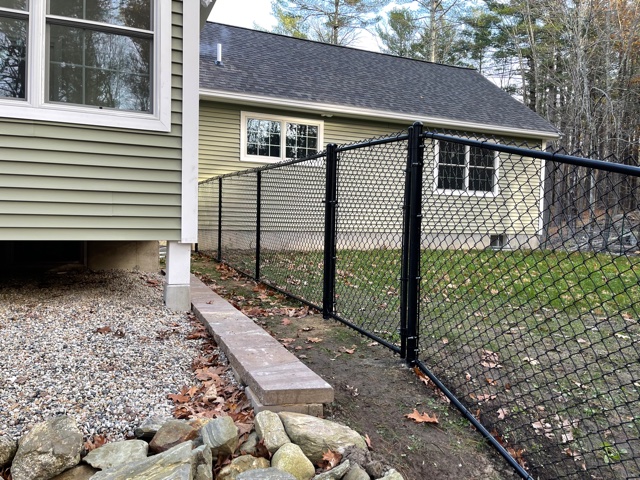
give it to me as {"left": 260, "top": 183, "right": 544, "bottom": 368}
{"left": 193, "top": 256, "right": 516, "bottom": 479}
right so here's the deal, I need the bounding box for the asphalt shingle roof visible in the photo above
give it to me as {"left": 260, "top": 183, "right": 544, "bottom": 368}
{"left": 200, "top": 22, "right": 558, "bottom": 135}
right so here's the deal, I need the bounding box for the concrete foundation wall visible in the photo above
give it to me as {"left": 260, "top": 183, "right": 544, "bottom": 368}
{"left": 198, "top": 230, "right": 540, "bottom": 253}
{"left": 87, "top": 241, "right": 159, "bottom": 271}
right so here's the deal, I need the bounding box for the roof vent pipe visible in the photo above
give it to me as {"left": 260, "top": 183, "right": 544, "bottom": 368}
{"left": 215, "top": 43, "right": 223, "bottom": 66}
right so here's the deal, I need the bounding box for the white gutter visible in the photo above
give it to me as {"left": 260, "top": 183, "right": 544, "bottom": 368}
{"left": 199, "top": 88, "right": 561, "bottom": 140}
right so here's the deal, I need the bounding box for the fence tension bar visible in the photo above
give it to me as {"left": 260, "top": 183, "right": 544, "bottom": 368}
{"left": 323, "top": 143, "right": 339, "bottom": 319}
{"left": 254, "top": 171, "right": 262, "bottom": 281}
{"left": 405, "top": 122, "right": 424, "bottom": 365}
{"left": 217, "top": 177, "right": 222, "bottom": 262}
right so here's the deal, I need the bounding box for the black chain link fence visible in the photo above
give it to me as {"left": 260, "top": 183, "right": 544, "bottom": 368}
{"left": 198, "top": 123, "right": 640, "bottom": 479}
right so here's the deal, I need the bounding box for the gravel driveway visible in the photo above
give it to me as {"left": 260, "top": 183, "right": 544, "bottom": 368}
{"left": 0, "top": 270, "right": 202, "bottom": 441}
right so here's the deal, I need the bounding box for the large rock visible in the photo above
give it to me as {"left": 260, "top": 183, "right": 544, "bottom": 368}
{"left": 238, "top": 432, "right": 260, "bottom": 455}
{"left": 312, "top": 460, "right": 351, "bottom": 480}
{"left": 83, "top": 440, "right": 148, "bottom": 470}
{"left": 192, "top": 444, "right": 213, "bottom": 480}
{"left": 378, "top": 469, "right": 403, "bottom": 479}
{"left": 255, "top": 411, "right": 290, "bottom": 454}
{"left": 237, "top": 468, "right": 297, "bottom": 480}
{"left": 90, "top": 441, "right": 194, "bottom": 480}
{"left": 149, "top": 419, "right": 199, "bottom": 453}
{"left": 343, "top": 464, "right": 370, "bottom": 480}
{"left": 278, "top": 413, "right": 367, "bottom": 464}
{"left": 134, "top": 415, "right": 171, "bottom": 439}
{"left": 218, "top": 455, "right": 271, "bottom": 480}
{"left": 0, "top": 435, "right": 18, "bottom": 468}
{"left": 11, "top": 416, "right": 83, "bottom": 480}
{"left": 51, "top": 465, "right": 99, "bottom": 480}
{"left": 201, "top": 416, "right": 238, "bottom": 458}
{"left": 271, "top": 443, "right": 316, "bottom": 480}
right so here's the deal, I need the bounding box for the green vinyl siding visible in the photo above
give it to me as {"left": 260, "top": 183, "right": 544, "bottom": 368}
{"left": 0, "top": 1, "right": 184, "bottom": 241}
{"left": 198, "top": 101, "right": 543, "bottom": 243}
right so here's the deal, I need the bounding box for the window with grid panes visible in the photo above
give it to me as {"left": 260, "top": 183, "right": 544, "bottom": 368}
{"left": 242, "top": 112, "right": 322, "bottom": 163}
{"left": 436, "top": 140, "right": 498, "bottom": 193}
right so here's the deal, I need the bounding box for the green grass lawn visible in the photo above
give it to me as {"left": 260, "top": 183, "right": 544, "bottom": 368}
{"left": 216, "top": 246, "right": 640, "bottom": 478}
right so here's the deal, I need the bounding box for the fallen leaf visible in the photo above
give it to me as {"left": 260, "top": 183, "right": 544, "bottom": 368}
{"left": 442, "top": 338, "right": 449, "bottom": 344}
{"left": 367, "top": 341, "right": 379, "bottom": 347}
{"left": 405, "top": 409, "right": 439, "bottom": 424}
{"left": 364, "top": 434, "right": 373, "bottom": 449}
{"left": 318, "top": 450, "right": 342, "bottom": 470}
{"left": 497, "top": 408, "right": 508, "bottom": 420}
{"left": 282, "top": 318, "right": 292, "bottom": 326}
{"left": 475, "top": 394, "right": 497, "bottom": 402}
{"left": 486, "top": 378, "right": 497, "bottom": 386}
{"left": 307, "top": 337, "right": 323, "bottom": 343}
{"left": 167, "top": 393, "right": 190, "bottom": 403}
{"left": 96, "top": 326, "right": 112, "bottom": 334}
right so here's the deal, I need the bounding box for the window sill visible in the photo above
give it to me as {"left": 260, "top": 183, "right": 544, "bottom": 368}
{"left": 0, "top": 99, "right": 171, "bottom": 132}
{"left": 435, "top": 189, "right": 499, "bottom": 197}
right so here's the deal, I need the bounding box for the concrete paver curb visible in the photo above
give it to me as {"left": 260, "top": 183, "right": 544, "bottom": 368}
{"left": 190, "top": 275, "right": 334, "bottom": 415}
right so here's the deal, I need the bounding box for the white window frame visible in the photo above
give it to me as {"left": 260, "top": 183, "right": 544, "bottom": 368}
{"left": 0, "top": 0, "right": 171, "bottom": 132}
{"left": 433, "top": 140, "right": 500, "bottom": 196}
{"left": 240, "top": 111, "right": 324, "bottom": 163}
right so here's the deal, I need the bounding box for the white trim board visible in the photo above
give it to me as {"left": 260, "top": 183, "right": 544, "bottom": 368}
{"left": 181, "top": 0, "right": 200, "bottom": 243}
{"left": 200, "top": 88, "right": 561, "bottom": 141}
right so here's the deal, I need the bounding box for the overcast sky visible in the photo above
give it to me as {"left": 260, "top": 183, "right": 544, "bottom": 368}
{"left": 207, "top": 0, "right": 382, "bottom": 52}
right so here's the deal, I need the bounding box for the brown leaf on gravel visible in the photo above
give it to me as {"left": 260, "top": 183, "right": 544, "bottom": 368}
{"left": 405, "top": 409, "right": 439, "bottom": 424}
{"left": 96, "top": 326, "right": 112, "bottom": 334}
{"left": 168, "top": 393, "right": 191, "bottom": 403}
{"left": 84, "top": 434, "right": 107, "bottom": 452}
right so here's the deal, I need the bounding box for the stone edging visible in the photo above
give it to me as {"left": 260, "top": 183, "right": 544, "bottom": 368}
{"left": 190, "top": 274, "right": 334, "bottom": 415}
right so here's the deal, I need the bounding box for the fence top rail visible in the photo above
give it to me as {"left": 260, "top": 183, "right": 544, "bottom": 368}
{"left": 423, "top": 132, "right": 640, "bottom": 176}
{"left": 335, "top": 132, "right": 410, "bottom": 153}
{"left": 198, "top": 150, "right": 328, "bottom": 185}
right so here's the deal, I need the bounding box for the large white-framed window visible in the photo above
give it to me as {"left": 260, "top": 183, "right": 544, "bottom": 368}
{"left": 240, "top": 111, "right": 323, "bottom": 163}
{"left": 0, "top": 0, "right": 171, "bottom": 131}
{"left": 434, "top": 140, "right": 499, "bottom": 195}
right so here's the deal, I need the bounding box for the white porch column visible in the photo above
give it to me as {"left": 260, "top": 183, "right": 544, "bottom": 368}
{"left": 164, "top": 241, "right": 192, "bottom": 311}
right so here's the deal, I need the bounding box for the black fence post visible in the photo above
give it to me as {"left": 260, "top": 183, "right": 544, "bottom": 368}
{"left": 217, "top": 177, "right": 222, "bottom": 262}
{"left": 405, "top": 122, "right": 424, "bottom": 365}
{"left": 400, "top": 134, "right": 413, "bottom": 360}
{"left": 323, "top": 144, "right": 339, "bottom": 319}
{"left": 255, "top": 171, "right": 261, "bottom": 281}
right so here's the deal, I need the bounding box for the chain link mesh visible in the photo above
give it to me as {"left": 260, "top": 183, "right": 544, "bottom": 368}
{"left": 333, "top": 135, "right": 409, "bottom": 346}
{"left": 418, "top": 132, "right": 640, "bottom": 479}
{"left": 197, "top": 125, "right": 640, "bottom": 479}
{"left": 259, "top": 156, "right": 327, "bottom": 307}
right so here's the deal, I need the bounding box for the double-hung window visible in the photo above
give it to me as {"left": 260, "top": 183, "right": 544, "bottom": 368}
{"left": 241, "top": 112, "right": 323, "bottom": 163}
{"left": 0, "top": 1, "right": 170, "bottom": 131}
{"left": 0, "top": 1, "right": 27, "bottom": 99}
{"left": 435, "top": 140, "right": 499, "bottom": 194}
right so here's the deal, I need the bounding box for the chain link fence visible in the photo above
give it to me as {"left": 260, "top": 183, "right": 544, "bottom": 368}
{"left": 198, "top": 123, "right": 640, "bottom": 479}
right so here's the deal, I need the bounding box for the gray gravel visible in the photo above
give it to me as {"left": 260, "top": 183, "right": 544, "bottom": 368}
{"left": 0, "top": 270, "right": 204, "bottom": 441}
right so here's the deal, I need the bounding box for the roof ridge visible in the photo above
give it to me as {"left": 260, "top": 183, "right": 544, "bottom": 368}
{"left": 204, "top": 21, "right": 475, "bottom": 72}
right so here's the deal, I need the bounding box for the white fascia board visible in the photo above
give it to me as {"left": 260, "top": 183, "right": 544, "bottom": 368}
{"left": 199, "top": 88, "right": 561, "bottom": 141}
{"left": 181, "top": 1, "right": 200, "bottom": 243}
